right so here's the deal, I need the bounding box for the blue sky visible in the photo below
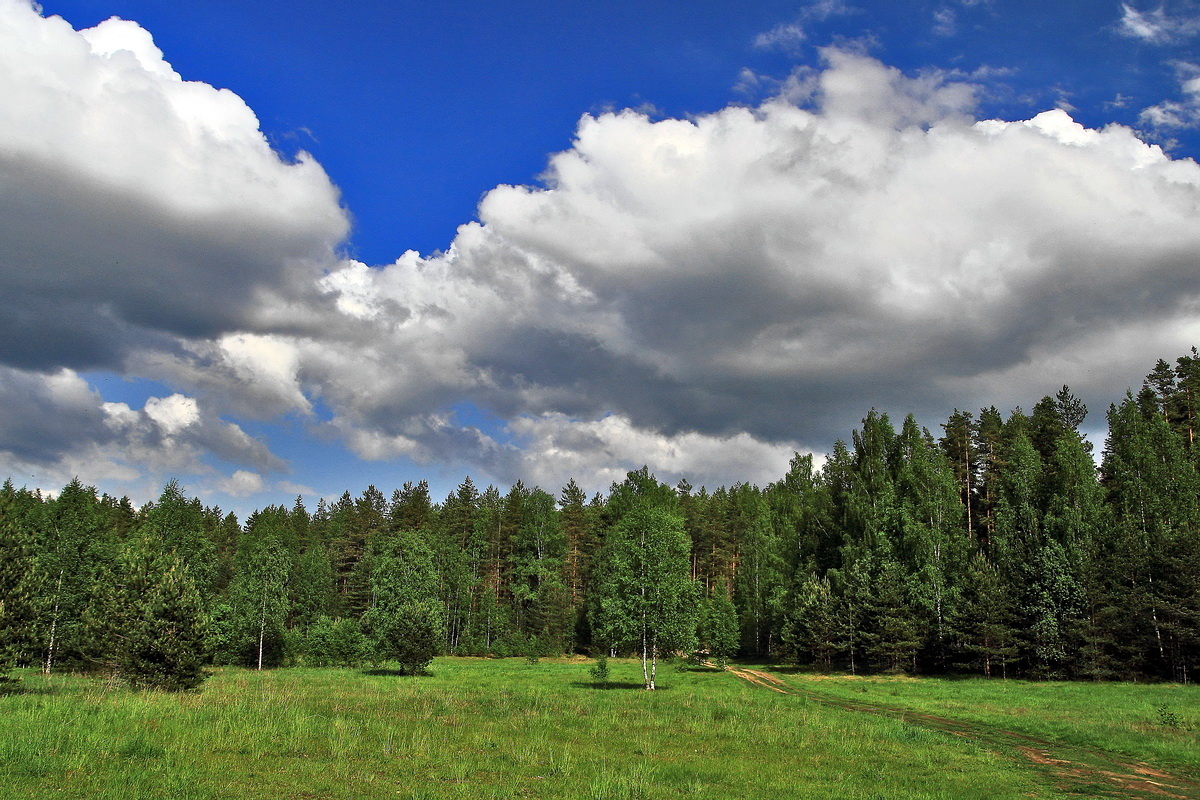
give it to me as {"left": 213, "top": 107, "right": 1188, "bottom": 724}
{"left": 38, "top": 0, "right": 1199, "bottom": 262}
{"left": 3, "top": 0, "right": 1200, "bottom": 515}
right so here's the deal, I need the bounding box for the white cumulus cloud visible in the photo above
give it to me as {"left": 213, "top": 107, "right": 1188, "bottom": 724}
{"left": 7, "top": 1, "right": 1200, "bottom": 497}
{"left": 218, "top": 470, "right": 266, "bottom": 497}
{"left": 284, "top": 50, "right": 1200, "bottom": 489}
{"left": 0, "top": 0, "right": 348, "bottom": 373}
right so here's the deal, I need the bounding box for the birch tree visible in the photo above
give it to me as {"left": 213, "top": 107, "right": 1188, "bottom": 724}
{"left": 224, "top": 508, "right": 292, "bottom": 669}
{"left": 590, "top": 501, "right": 696, "bottom": 690}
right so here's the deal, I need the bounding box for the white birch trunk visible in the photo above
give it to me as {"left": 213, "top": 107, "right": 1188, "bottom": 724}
{"left": 257, "top": 576, "right": 268, "bottom": 671}
{"left": 43, "top": 569, "right": 64, "bottom": 675}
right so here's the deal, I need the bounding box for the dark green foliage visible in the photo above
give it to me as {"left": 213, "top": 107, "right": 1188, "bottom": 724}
{"left": 89, "top": 535, "right": 208, "bottom": 691}
{"left": 4, "top": 351, "right": 1200, "bottom": 683}
{"left": 698, "top": 583, "right": 739, "bottom": 667}
{"left": 0, "top": 483, "right": 35, "bottom": 676}
{"left": 949, "top": 553, "right": 1018, "bottom": 677}
{"left": 781, "top": 571, "right": 841, "bottom": 668}
{"left": 362, "top": 529, "right": 445, "bottom": 675}
{"left": 301, "top": 616, "right": 367, "bottom": 667}
{"left": 366, "top": 600, "right": 444, "bottom": 674}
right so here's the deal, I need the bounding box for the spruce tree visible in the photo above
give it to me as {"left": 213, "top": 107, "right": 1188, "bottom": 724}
{"left": 780, "top": 571, "right": 840, "bottom": 668}
{"left": 698, "top": 583, "right": 739, "bottom": 668}
{"left": 0, "top": 485, "right": 34, "bottom": 678}
{"left": 88, "top": 535, "right": 209, "bottom": 691}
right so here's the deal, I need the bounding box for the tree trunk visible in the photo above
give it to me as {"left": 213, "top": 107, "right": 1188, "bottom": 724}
{"left": 257, "top": 578, "right": 268, "bottom": 671}
{"left": 641, "top": 610, "right": 651, "bottom": 690}
{"left": 43, "top": 569, "right": 64, "bottom": 675}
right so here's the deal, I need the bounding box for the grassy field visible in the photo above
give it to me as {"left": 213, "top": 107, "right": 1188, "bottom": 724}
{"left": 760, "top": 668, "right": 1200, "bottom": 773}
{"left": 1, "top": 658, "right": 1188, "bottom": 800}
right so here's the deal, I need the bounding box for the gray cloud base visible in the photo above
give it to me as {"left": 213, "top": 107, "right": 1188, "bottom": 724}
{"left": 4, "top": 2, "right": 1200, "bottom": 498}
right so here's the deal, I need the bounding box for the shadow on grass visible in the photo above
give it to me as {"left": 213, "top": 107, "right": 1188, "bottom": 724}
{"left": 569, "top": 681, "right": 671, "bottom": 690}
{"left": 0, "top": 679, "right": 58, "bottom": 697}
{"left": 360, "top": 668, "right": 432, "bottom": 678}
{"left": 759, "top": 664, "right": 1000, "bottom": 681}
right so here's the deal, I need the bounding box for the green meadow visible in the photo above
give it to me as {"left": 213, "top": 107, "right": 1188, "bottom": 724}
{"left": 1, "top": 659, "right": 1195, "bottom": 800}
{"left": 765, "top": 669, "right": 1200, "bottom": 773}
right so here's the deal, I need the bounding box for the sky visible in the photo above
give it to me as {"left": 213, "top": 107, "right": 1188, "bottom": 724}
{"left": 2, "top": 0, "right": 1200, "bottom": 515}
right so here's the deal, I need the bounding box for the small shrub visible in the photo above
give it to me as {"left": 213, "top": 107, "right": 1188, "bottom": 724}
{"left": 1157, "top": 704, "right": 1181, "bottom": 728}
{"left": 589, "top": 654, "right": 610, "bottom": 684}
{"left": 301, "top": 616, "right": 366, "bottom": 667}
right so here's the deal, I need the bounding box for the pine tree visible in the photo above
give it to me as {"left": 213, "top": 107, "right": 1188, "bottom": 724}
{"left": 508, "top": 488, "right": 569, "bottom": 651}
{"left": 0, "top": 484, "right": 35, "bottom": 677}
{"left": 974, "top": 406, "right": 1006, "bottom": 549}
{"left": 388, "top": 481, "right": 433, "bottom": 533}
{"left": 864, "top": 557, "right": 923, "bottom": 673}
{"left": 88, "top": 535, "right": 208, "bottom": 691}
{"left": 1102, "top": 392, "right": 1200, "bottom": 678}
{"left": 780, "top": 571, "right": 840, "bottom": 668}
{"left": 434, "top": 478, "right": 483, "bottom": 653}
{"left": 949, "top": 553, "right": 1017, "bottom": 677}
{"left": 730, "top": 485, "right": 786, "bottom": 657}
{"left": 766, "top": 452, "right": 837, "bottom": 574}
{"left": 560, "top": 478, "right": 598, "bottom": 651}
{"left": 940, "top": 410, "right": 979, "bottom": 541}
{"left": 895, "top": 416, "right": 966, "bottom": 670}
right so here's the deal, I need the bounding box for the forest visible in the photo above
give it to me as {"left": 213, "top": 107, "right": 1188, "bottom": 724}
{"left": 1, "top": 349, "right": 1199, "bottom": 689}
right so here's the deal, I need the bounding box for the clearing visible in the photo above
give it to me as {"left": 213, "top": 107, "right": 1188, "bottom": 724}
{"left": 729, "top": 666, "right": 1200, "bottom": 799}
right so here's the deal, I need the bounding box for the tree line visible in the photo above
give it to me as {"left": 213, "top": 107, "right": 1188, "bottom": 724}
{"left": 2, "top": 350, "right": 1200, "bottom": 689}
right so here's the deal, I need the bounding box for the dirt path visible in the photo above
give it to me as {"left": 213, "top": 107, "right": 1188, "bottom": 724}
{"left": 727, "top": 667, "right": 1200, "bottom": 799}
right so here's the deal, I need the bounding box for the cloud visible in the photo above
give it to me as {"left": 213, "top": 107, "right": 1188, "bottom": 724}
{"left": 1140, "top": 61, "right": 1200, "bottom": 129}
{"left": 0, "top": 368, "right": 115, "bottom": 463}
{"left": 754, "top": 23, "right": 808, "bottom": 54}
{"left": 753, "top": 1, "right": 857, "bottom": 54}
{"left": 933, "top": 8, "right": 957, "bottom": 37}
{"left": 269, "top": 49, "right": 1200, "bottom": 491}
{"left": 217, "top": 470, "right": 266, "bottom": 497}
{"left": 0, "top": 367, "right": 282, "bottom": 500}
{"left": 1119, "top": 2, "right": 1200, "bottom": 42}
{"left": 503, "top": 414, "right": 802, "bottom": 493}
{"left": 0, "top": 0, "right": 348, "bottom": 373}
{"left": 8, "top": 1, "right": 1200, "bottom": 498}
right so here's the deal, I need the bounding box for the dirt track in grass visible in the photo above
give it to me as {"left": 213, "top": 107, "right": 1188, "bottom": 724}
{"left": 726, "top": 667, "right": 1200, "bottom": 799}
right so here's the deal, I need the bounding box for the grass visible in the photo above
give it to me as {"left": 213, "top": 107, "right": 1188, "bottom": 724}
{"left": 765, "top": 668, "right": 1200, "bottom": 772}
{"left": 0, "top": 658, "right": 1089, "bottom": 799}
